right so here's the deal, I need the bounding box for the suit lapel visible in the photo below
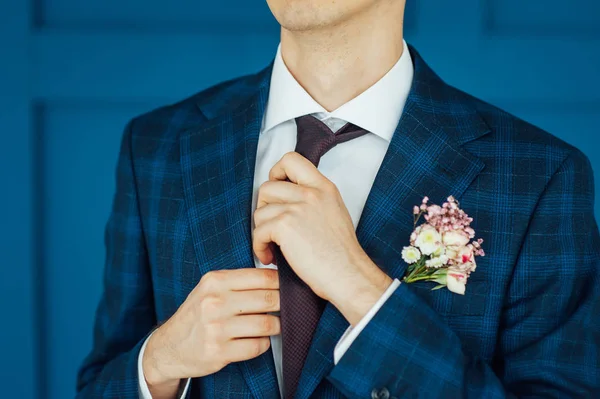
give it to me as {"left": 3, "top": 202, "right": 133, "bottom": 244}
{"left": 179, "top": 46, "right": 492, "bottom": 399}
{"left": 181, "top": 66, "right": 280, "bottom": 399}
{"left": 181, "top": 91, "right": 265, "bottom": 276}
{"left": 294, "top": 47, "right": 490, "bottom": 399}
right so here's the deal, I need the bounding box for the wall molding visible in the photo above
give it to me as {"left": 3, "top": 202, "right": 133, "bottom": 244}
{"left": 484, "top": 0, "right": 600, "bottom": 37}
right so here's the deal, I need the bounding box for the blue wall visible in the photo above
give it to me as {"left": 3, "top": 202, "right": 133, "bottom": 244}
{"left": 1, "top": 1, "right": 599, "bottom": 398}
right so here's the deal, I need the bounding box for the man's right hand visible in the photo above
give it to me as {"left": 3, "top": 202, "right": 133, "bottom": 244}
{"left": 142, "top": 268, "right": 281, "bottom": 399}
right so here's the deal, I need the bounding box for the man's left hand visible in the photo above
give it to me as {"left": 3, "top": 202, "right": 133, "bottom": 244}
{"left": 253, "top": 152, "right": 393, "bottom": 325}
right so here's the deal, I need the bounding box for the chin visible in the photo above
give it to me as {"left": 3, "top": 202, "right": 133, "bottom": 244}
{"left": 266, "top": 0, "right": 374, "bottom": 32}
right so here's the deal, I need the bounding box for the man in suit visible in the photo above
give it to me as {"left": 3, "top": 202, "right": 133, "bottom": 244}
{"left": 77, "top": 0, "right": 600, "bottom": 398}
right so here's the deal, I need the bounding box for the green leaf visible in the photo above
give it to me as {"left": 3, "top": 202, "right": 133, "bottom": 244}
{"left": 431, "top": 284, "right": 446, "bottom": 291}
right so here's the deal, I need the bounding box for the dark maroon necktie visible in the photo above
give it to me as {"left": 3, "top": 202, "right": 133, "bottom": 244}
{"left": 276, "top": 115, "right": 368, "bottom": 399}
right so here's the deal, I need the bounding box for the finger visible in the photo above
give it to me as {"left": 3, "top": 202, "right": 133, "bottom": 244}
{"left": 269, "top": 151, "right": 325, "bottom": 187}
{"left": 202, "top": 268, "right": 279, "bottom": 292}
{"left": 226, "top": 289, "right": 280, "bottom": 315}
{"left": 256, "top": 180, "right": 304, "bottom": 209}
{"left": 224, "top": 337, "right": 271, "bottom": 363}
{"left": 224, "top": 314, "right": 281, "bottom": 339}
{"left": 253, "top": 203, "right": 288, "bottom": 227}
{"left": 253, "top": 219, "right": 281, "bottom": 266}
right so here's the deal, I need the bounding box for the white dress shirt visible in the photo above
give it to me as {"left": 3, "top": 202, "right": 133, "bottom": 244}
{"left": 138, "top": 40, "right": 413, "bottom": 398}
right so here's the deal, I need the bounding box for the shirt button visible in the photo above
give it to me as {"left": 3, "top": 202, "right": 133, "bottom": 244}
{"left": 371, "top": 387, "right": 390, "bottom": 399}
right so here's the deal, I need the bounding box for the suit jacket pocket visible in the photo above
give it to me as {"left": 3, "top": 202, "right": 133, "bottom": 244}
{"left": 407, "top": 280, "right": 489, "bottom": 316}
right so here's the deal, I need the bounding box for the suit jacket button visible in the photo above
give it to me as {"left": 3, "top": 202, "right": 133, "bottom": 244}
{"left": 371, "top": 387, "right": 390, "bottom": 399}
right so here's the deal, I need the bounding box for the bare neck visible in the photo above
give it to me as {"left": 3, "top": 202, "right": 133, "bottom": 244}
{"left": 279, "top": 3, "right": 405, "bottom": 112}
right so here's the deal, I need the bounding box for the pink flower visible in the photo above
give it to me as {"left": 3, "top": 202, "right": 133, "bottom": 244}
{"left": 465, "top": 227, "right": 475, "bottom": 238}
{"left": 428, "top": 205, "right": 442, "bottom": 216}
{"left": 447, "top": 270, "right": 467, "bottom": 295}
{"left": 410, "top": 232, "right": 418, "bottom": 245}
{"left": 442, "top": 230, "right": 470, "bottom": 247}
{"left": 458, "top": 245, "right": 474, "bottom": 264}
{"left": 454, "top": 258, "right": 477, "bottom": 274}
{"left": 403, "top": 196, "right": 484, "bottom": 295}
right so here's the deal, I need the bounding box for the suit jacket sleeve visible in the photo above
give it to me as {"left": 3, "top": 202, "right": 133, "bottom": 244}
{"left": 76, "top": 120, "right": 159, "bottom": 398}
{"left": 327, "top": 149, "right": 600, "bottom": 398}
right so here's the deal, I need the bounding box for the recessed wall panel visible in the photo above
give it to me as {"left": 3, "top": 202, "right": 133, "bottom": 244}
{"left": 489, "top": 0, "right": 600, "bottom": 34}
{"left": 40, "top": 0, "right": 278, "bottom": 29}
{"left": 41, "top": 103, "right": 156, "bottom": 398}
{"left": 33, "top": 32, "right": 280, "bottom": 100}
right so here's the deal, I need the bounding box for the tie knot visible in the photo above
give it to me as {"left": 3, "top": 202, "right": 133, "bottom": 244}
{"left": 294, "top": 115, "right": 368, "bottom": 166}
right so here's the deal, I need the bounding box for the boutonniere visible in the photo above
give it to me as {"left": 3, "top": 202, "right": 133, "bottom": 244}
{"left": 401, "top": 196, "right": 484, "bottom": 295}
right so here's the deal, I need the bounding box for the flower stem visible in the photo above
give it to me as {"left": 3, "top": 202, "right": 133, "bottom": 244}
{"left": 403, "top": 274, "right": 437, "bottom": 284}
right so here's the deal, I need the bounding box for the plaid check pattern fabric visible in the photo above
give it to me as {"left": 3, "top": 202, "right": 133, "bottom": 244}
{"left": 278, "top": 116, "right": 369, "bottom": 399}
{"left": 76, "top": 45, "right": 600, "bottom": 399}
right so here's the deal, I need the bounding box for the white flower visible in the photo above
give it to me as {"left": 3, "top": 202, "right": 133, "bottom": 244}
{"left": 425, "top": 254, "right": 449, "bottom": 268}
{"left": 446, "top": 270, "right": 468, "bottom": 295}
{"left": 432, "top": 245, "right": 446, "bottom": 258}
{"left": 401, "top": 246, "right": 421, "bottom": 264}
{"left": 445, "top": 247, "right": 458, "bottom": 261}
{"left": 414, "top": 225, "right": 442, "bottom": 255}
{"left": 442, "top": 230, "right": 470, "bottom": 247}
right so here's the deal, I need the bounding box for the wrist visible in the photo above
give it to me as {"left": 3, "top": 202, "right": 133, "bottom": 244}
{"left": 142, "top": 325, "right": 181, "bottom": 388}
{"left": 329, "top": 254, "right": 393, "bottom": 326}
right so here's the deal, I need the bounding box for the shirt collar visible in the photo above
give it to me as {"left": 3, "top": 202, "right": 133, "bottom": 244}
{"left": 262, "top": 40, "right": 414, "bottom": 142}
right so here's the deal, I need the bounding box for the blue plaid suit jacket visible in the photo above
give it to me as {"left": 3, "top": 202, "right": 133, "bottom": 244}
{"left": 76, "top": 46, "right": 600, "bottom": 398}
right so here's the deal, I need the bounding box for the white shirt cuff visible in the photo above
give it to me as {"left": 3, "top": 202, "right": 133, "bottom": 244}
{"left": 138, "top": 332, "right": 191, "bottom": 399}
{"left": 333, "top": 278, "right": 401, "bottom": 364}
